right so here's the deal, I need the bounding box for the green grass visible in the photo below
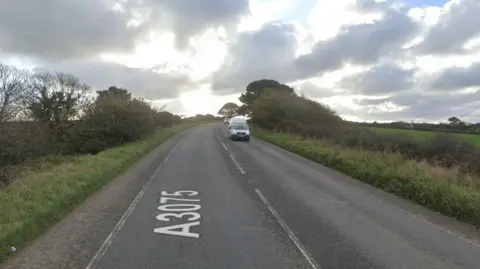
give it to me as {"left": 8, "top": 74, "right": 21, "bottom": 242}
{"left": 370, "top": 127, "right": 480, "bottom": 147}
{"left": 253, "top": 128, "right": 480, "bottom": 229}
{"left": 0, "top": 124, "right": 197, "bottom": 263}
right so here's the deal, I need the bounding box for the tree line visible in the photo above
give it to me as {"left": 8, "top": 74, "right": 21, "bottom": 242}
{"left": 0, "top": 63, "right": 182, "bottom": 185}
{"left": 352, "top": 117, "right": 480, "bottom": 134}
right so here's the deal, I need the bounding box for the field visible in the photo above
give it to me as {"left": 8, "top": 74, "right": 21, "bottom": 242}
{"left": 0, "top": 124, "right": 195, "bottom": 263}
{"left": 369, "top": 127, "right": 480, "bottom": 147}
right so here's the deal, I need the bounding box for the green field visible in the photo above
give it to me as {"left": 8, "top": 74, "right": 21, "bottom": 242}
{"left": 369, "top": 127, "right": 480, "bottom": 147}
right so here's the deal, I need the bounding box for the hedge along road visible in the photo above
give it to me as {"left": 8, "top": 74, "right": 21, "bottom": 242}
{"left": 4, "top": 123, "right": 480, "bottom": 269}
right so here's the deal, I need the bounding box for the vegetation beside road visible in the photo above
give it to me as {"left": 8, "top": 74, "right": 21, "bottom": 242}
{"left": 227, "top": 78, "right": 480, "bottom": 228}
{"left": 253, "top": 129, "right": 480, "bottom": 228}
{"left": 369, "top": 127, "right": 480, "bottom": 147}
{"left": 0, "top": 62, "right": 219, "bottom": 263}
{"left": 0, "top": 123, "right": 196, "bottom": 263}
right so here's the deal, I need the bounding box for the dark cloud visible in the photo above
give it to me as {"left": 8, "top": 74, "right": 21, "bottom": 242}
{"left": 351, "top": 90, "right": 480, "bottom": 122}
{"left": 0, "top": 0, "right": 143, "bottom": 61}
{"left": 414, "top": 0, "right": 480, "bottom": 55}
{"left": 211, "top": 22, "right": 299, "bottom": 94}
{"left": 338, "top": 63, "right": 416, "bottom": 95}
{"left": 35, "top": 60, "right": 193, "bottom": 99}
{"left": 428, "top": 62, "right": 480, "bottom": 91}
{"left": 295, "top": 9, "right": 419, "bottom": 79}
{"left": 0, "top": 0, "right": 250, "bottom": 60}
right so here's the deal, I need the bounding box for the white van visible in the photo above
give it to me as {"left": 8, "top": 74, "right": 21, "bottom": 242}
{"left": 228, "top": 116, "right": 247, "bottom": 126}
{"left": 228, "top": 121, "right": 250, "bottom": 141}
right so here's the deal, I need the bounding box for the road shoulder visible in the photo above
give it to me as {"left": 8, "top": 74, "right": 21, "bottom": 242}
{"left": 1, "top": 128, "right": 191, "bottom": 269}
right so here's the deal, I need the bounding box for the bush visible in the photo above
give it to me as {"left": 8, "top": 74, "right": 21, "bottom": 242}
{"left": 0, "top": 78, "right": 182, "bottom": 187}
{"left": 332, "top": 126, "right": 480, "bottom": 174}
{"left": 251, "top": 90, "right": 343, "bottom": 137}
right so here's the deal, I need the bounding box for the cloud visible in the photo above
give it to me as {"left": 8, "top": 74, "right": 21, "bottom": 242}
{"left": 295, "top": 8, "right": 419, "bottom": 79}
{"left": 0, "top": 0, "right": 250, "bottom": 61}
{"left": 295, "top": 81, "right": 338, "bottom": 98}
{"left": 2, "top": 0, "right": 480, "bottom": 121}
{"left": 34, "top": 60, "right": 194, "bottom": 99}
{"left": 125, "top": 0, "right": 250, "bottom": 49}
{"left": 413, "top": 0, "right": 480, "bottom": 55}
{"left": 428, "top": 62, "right": 480, "bottom": 91}
{"left": 0, "top": 0, "right": 142, "bottom": 61}
{"left": 338, "top": 63, "right": 416, "bottom": 95}
{"left": 352, "top": 89, "right": 480, "bottom": 121}
{"left": 211, "top": 21, "right": 299, "bottom": 94}
{"left": 212, "top": 2, "right": 420, "bottom": 96}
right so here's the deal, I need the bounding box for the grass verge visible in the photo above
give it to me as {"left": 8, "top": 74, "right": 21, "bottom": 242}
{"left": 0, "top": 123, "right": 197, "bottom": 263}
{"left": 253, "top": 128, "right": 480, "bottom": 229}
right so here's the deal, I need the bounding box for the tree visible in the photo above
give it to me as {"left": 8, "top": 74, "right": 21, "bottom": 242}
{"left": 236, "top": 105, "right": 248, "bottom": 116}
{"left": 96, "top": 85, "right": 132, "bottom": 102}
{"left": 251, "top": 89, "right": 342, "bottom": 136}
{"left": 0, "top": 64, "right": 30, "bottom": 123}
{"left": 448, "top": 117, "right": 461, "bottom": 125}
{"left": 28, "top": 72, "right": 91, "bottom": 126}
{"left": 217, "top": 102, "right": 239, "bottom": 118}
{"left": 239, "top": 79, "right": 295, "bottom": 116}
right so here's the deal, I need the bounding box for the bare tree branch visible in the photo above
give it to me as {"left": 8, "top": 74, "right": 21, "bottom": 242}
{"left": 0, "top": 64, "right": 31, "bottom": 123}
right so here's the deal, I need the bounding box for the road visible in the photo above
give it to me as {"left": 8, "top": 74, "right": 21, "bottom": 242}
{"left": 4, "top": 123, "right": 480, "bottom": 269}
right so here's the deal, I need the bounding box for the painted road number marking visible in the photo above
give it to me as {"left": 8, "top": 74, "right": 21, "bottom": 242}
{"left": 154, "top": 190, "right": 201, "bottom": 238}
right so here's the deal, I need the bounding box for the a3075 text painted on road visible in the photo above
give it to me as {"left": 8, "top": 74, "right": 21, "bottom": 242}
{"left": 154, "top": 190, "right": 201, "bottom": 238}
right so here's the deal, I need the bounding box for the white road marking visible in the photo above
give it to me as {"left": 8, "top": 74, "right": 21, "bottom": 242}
{"left": 153, "top": 221, "right": 200, "bottom": 238}
{"left": 154, "top": 189, "right": 201, "bottom": 238}
{"left": 229, "top": 153, "right": 246, "bottom": 174}
{"left": 217, "top": 128, "right": 246, "bottom": 174}
{"left": 220, "top": 141, "right": 228, "bottom": 151}
{"left": 84, "top": 141, "right": 182, "bottom": 269}
{"left": 333, "top": 176, "right": 480, "bottom": 248}
{"left": 254, "top": 188, "right": 321, "bottom": 269}
{"left": 261, "top": 139, "right": 480, "bottom": 248}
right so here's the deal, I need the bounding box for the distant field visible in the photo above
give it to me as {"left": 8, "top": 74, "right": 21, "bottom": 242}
{"left": 369, "top": 127, "right": 480, "bottom": 147}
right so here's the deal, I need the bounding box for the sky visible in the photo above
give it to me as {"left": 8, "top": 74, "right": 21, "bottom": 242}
{"left": 0, "top": 0, "right": 479, "bottom": 122}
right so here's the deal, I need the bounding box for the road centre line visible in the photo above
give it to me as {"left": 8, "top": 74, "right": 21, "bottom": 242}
{"left": 217, "top": 128, "right": 245, "bottom": 174}
{"left": 229, "top": 153, "right": 246, "bottom": 174}
{"left": 220, "top": 141, "right": 228, "bottom": 151}
{"left": 254, "top": 188, "right": 321, "bottom": 269}
{"left": 84, "top": 141, "right": 182, "bottom": 269}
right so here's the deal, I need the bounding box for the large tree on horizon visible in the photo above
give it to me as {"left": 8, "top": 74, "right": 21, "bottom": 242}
{"left": 217, "top": 102, "right": 239, "bottom": 118}
{"left": 238, "top": 79, "right": 295, "bottom": 116}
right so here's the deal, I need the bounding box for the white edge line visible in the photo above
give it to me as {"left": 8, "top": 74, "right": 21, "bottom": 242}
{"left": 254, "top": 188, "right": 320, "bottom": 269}
{"left": 333, "top": 177, "right": 480, "bottom": 248}
{"left": 84, "top": 141, "right": 182, "bottom": 269}
{"left": 229, "top": 153, "right": 245, "bottom": 174}
{"left": 260, "top": 138, "right": 480, "bottom": 248}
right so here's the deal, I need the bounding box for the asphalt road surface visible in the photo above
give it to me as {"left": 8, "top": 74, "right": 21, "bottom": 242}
{"left": 4, "top": 123, "right": 480, "bottom": 269}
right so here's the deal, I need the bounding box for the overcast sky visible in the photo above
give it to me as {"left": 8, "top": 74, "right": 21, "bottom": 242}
{"left": 1, "top": 0, "right": 479, "bottom": 122}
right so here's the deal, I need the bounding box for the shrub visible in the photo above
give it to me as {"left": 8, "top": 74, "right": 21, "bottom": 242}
{"left": 250, "top": 90, "right": 343, "bottom": 137}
